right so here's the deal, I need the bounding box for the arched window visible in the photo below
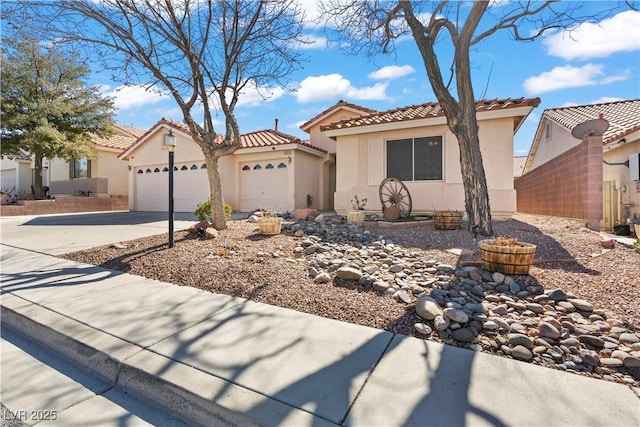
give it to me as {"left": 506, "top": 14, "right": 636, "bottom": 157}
{"left": 190, "top": 164, "right": 198, "bottom": 170}
{"left": 265, "top": 163, "right": 274, "bottom": 169}
{"left": 253, "top": 164, "right": 262, "bottom": 170}
{"left": 137, "top": 169, "right": 143, "bottom": 174}
{"left": 145, "top": 168, "right": 152, "bottom": 173}
{"left": 180, "top": 165, "right": 188, "bottom": 171}
{"left": 153, "top": 168, "right": 160, "bottom": 173}
{"left": 201, "top": 164, "right": 207, "bottom": 169}
{"left": 174, "top": 166, "right": 178, "bottom": 171}
{"left": 162, "top": 167, "right": 169, "bottom": 172}
{"left": 242, "top": 165, "right": 250, "bottom": 171}
{"left": 277, "top": 163, "right": 287, "bottom": 169}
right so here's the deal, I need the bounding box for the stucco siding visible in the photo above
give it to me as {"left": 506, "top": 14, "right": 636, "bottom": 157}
{"left": 95, "top": 151, "right": 128, "bottom": 195}
{"left": 333, "top": 118, "right": 516, "bottom": 218}
{"left": 529, "top": 120, "right": 580, "bottom": 170}
{"left": 293, "top": 151, "right": 320, "bottom": 210}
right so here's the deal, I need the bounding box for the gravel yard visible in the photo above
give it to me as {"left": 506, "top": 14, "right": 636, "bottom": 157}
{"left": 64, "top": 213, "right": 640, "bottom": 387}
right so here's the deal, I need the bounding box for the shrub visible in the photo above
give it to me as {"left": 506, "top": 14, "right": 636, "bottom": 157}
{"left": 634, "top": 239, "right": 640, "bottom": 255}
{"left": 194, "top": 199, "right": 232, "bottom": 222}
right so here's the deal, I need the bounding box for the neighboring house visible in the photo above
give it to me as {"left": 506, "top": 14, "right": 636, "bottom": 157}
{"left": 320, "top": 98, "right": 541, "bottom": 219}
{"left": 1, "top": 149, "right": 33, "bottom": 196}
{"left": 120, "top": 119, "right": 328, "bottom": 213}
{"left": 513, "top": 155, "right": 527, "bottom": 178}
{"left": 517, "top": 99, "right": 640, "bottom": 231}
{"left": 47, "top": 124, "right": 145, "bottom": 198}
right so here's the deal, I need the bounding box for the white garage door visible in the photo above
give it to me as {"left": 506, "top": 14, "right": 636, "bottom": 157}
{"left": 1, "top": 169, "right": 16, "bottom": 193}
{"left": 134, "top": 163, "right": 209, "bottom": 212}
{"left": 240, "top": 161, "right": 287, "bottom": 212}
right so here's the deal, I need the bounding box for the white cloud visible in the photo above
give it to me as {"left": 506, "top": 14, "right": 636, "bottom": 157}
{"left": 105, "top": 85, "right": 169, "bottom": 110}
{"left": 234, "top": 81, "right": 286, "bottom": 107}
{"left": 590, "top": 96, "right": 624, "bottom": 104}
{"left": 369, "top": 65, "right": 415, "bottom": 80}
{"left": 523, "top": 64, "right": 629, "bottom": 95}
{"left": 295, "top": 73, "right": 388, "bottom": 103}
{"left": 299, "top": 34, "right": 329, "bottom": 50}
{"left": 543, "top": 10, "right": 640, "bottom": 60}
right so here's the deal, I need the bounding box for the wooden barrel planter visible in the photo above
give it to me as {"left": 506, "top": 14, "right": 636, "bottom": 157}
{"left": 433, "top": 211, "right": 463, "bottom": 230}
{"left": 257, "top": 217, "right": 282, "bottom": 235}
{"left": 346, "top": 211, "right": 366, "bottom": 226}
{"left": 478, "top": 239, "right": 537, "bottom": 275}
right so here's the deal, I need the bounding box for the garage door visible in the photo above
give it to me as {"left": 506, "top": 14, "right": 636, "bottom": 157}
{"left": 134, "top": 163, "right": 209, "bottom": 212}
{"left": 239, "top": 161, "right": 287, "bottom": 212}
{"left": 1, "top": 169, "right": 16, "bottom": 193}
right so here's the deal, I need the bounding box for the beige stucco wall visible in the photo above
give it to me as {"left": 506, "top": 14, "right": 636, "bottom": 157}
{"left": 94, "top": 150, "right": 129, "bottom": 196}
{"left": 603, "top": 134, "right": 640, "bottom": 223}
{"left": 528, "top": 119, "right": 580, "bottom": 170}
{"left": 333, "top": 117, "right": 517, "bottom": 218}
{"left": 293, "top": 150, "right": 321, "bottom": 210}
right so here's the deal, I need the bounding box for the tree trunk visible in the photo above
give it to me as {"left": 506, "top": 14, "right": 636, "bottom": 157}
{"left": 453, "top": 124, "right": 493, "bottom": 236}
{"left": 33, "top": 152, "right": 44, "bottom": 200}
{"left": 204, "top": 153, "right": 227, "bottom": 230}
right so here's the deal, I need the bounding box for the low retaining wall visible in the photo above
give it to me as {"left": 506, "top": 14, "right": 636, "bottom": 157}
{"left": 0, "top": 196, "right": 128, "bottom": 216}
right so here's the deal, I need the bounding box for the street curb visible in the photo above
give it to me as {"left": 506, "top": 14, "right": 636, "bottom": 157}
{"left": 1, "top": 299, "right": 328, "bottom": 427}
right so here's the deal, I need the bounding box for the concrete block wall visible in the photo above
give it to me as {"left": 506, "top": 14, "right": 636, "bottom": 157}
{"left": 515, "top": 136, "right": 603, "bottom": 230}
{"left": 0, "top": 196, "right": 128, "bottom": 216}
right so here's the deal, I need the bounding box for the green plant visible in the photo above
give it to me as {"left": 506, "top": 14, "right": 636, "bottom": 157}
{"left": 634, "top": 239, "right": 640, "bottom": 255}
{"left": 194, "top": 200, "right": 231, "bottom": 222}
{"left": 306, "top": 194, "right": 313, "bottom": 208}
{"left": 351, "top": 195, "right": 367, "bottom": 210}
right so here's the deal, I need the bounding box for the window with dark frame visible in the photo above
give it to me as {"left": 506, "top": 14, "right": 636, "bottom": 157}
{"left": 70, "top": 158, "right": 91, "bottom": 179}
{"left": 386, "top": 136, "right": 443, "bottom": 181}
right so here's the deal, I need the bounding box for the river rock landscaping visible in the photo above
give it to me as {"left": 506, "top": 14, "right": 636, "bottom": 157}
{"left": 64, "top": 213, "right": 640, "bottom": 388}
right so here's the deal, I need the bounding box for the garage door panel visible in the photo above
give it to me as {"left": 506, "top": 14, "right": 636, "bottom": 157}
{"left": 240, "top": 165, "right": 287, "bottom": 212}
{"left": 135, "top": 168, "right": 209, "bottom": 212}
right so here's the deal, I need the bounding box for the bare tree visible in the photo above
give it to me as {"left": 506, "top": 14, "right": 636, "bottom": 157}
{"left": 4, "top": 0, "right": 305, "bottom": 230}
{"left": 320, "top": 0, "right": 625, "bottom": 236}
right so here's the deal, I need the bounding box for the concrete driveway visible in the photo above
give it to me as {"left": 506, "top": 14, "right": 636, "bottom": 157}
{"left": 0, "top": 211, "right": 200, "bottom": 255}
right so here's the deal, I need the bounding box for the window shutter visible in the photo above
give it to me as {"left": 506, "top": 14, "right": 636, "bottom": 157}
{"left": 368, "top": 138, "right": 384, "bottom": 185}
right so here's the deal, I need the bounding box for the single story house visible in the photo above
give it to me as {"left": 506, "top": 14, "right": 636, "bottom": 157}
{"left": 1, "top": 149, "right": 33, "bottom": 196}
{"left": 516, "top": 99, "right": 640, "bottom": 231}
{"left": 46, "top": 124, "right": 145, "bottom": 198}
{"left": 119, "top": 118, "right": 329, "bottom": 213}
{"left": 320, "top": 97, "right": 541, "bottom": 219}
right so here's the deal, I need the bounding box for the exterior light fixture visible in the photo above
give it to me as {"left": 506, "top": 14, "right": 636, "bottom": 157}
{"left": 164, "top": 129, "right": 177, "bottom": 248}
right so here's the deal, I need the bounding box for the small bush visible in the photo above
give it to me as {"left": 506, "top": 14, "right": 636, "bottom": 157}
{"left": 634, "top": 239, "right": 640, "bottom": 255}
{"left": 194, "top": 200, "right": 232, "bottom": 222}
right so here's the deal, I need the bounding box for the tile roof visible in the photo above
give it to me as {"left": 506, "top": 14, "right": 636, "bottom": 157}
{"left": 542, "top": 99, "right": 640, "bottom": 144}
{"left": 299, "top": 100, "right": 378, "bottom": 131}
{"left": 92, "top": 124, "right": 146, "bottom": 151}
{"left": 513, "top": 156, "right": 528, "bottom": 177}
{"left": 148, "top": 118, "right": 326, "bottom": 153}
{"left": 320, "top": 97, "right": 541, "bottom": 131}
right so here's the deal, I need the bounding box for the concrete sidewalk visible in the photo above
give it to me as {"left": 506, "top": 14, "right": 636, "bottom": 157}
{"left": 2, "top": 244, "right": 639, "bottom": 426}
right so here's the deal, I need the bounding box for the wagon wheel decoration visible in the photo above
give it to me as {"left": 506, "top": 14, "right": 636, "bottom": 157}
{"left": 379, "top": 177, "right": 412, "bottom": 218}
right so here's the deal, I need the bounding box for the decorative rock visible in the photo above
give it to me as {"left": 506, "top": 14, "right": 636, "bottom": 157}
{"left": 620, "top": 333, "right": 640, "bottom": 345}
{"left": 512, "top": 345, "right": 534, "bottom": 362}
{"left": 538, "top": 322, "right": 561, "bottom": 340}
{"left": 205, "top": 228, "right": 219, "bottom": 239}
{"left": 415, "top": 296, "right": 443, "bottom": 321}
{"left": 580, "top": 350, "right": 600, "bottom": 367}
{"left": 492, "top": 305, "right": 509, "bottom": 316}
{"left": 508, "top": 333, "right": 533, "bottom": 349}
{"left": 483, "top": 320, "right": 497, "bottom": 331}
{"left": 414, "top": 323, "right": 432, "bottom": 335}
{"left": 623, "top": 357, "right": 640, "bottom": 369}
{"left": 248, "top": 215, "right": 259, "bottom": 223}
{"left": 433, "top": 315, "right": 450, "bottom": 331}
{"left": 569, "top": 299, "right": 593, "bottom": 312}
{"left": 548, "top": 289, "right": 568, "bottom": 301}
{"left": 314, "top": 214, "right": 325, "bottom": 223}
{"left": 443, "top": 308, "right": 469, "bottom": 324}
{"left": 335, "top": 267, "right": 363, "bottom": 281}
{"left": 293, "top": 208, "right": 320, "bottom": 220}
{"left": 600, "top": 358, "right": 623, "bottom": 368}
{"left": 314, "top": 272, "right": 331, "bottom": 283}
{"left": 453, "top": 328, "right": 475, "bottom": 343}
{"left": 578, "top": 335, "right": 605, "bottom": 349}
{"left": 396, "top": 290, "right": 412, "bottom": 304}
{"left": 492, "top": 272, "right": 505, "bottom": 284}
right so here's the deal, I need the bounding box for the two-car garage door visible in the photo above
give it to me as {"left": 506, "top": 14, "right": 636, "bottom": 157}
{"left": 133, "top": 160, "right": 287, "bottom": 213}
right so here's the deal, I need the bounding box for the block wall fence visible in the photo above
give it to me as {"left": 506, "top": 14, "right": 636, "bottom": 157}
{"left": 514, "top": 136, "right": 603, "bottom": 230}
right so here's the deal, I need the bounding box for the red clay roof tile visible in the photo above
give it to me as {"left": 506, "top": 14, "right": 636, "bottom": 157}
{"left": 320, "top": 97, "right": 541, "bottom": 131}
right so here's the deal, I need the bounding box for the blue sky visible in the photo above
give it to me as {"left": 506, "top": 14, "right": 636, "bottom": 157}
{"left": 94, "top": 3, "right": 640, "bottom": 156}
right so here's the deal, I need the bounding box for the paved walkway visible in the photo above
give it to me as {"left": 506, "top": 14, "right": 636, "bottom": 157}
{"left": 1, "top": 212, "right": 639, "bottom": 426}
